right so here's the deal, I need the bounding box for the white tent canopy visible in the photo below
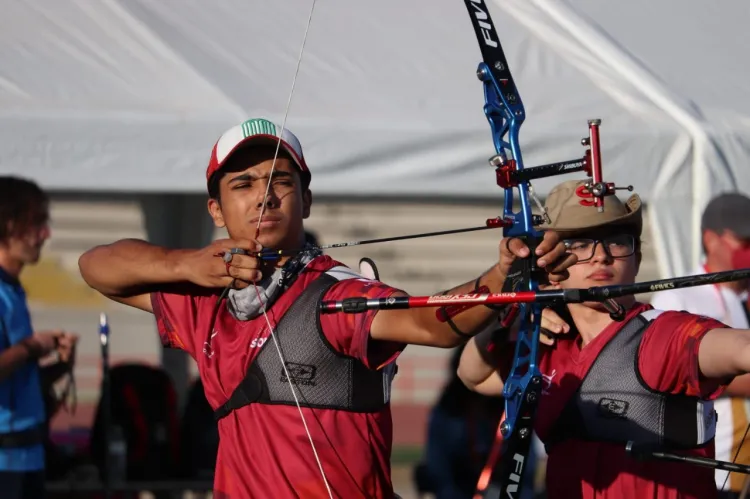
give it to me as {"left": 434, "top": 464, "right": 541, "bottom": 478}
{"left": 1, "top": 0, "right": 749, "bottom": 279}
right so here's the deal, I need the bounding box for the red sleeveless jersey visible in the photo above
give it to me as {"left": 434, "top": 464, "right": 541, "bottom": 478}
{"left": 525, "top": 303, "right": 728, "bottom": 499}
{"left": 151, "top": 255, "right": 405, "bottom": 498}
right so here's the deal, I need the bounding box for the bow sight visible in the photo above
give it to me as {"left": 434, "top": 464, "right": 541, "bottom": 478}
{"left": 485, "top": 119, "right": 634, "bottom": 232}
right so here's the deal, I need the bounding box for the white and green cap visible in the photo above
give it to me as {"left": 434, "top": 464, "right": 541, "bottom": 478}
{"left": 206, "top": 118, "right": 309, "bottom": 187}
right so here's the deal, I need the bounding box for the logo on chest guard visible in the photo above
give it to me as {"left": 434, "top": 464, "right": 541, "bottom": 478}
{"left": 280, "top": 362, "right": 317, "bottom": 386}
{"left": 598, "top": 398, "right": 629, "bottom": 418}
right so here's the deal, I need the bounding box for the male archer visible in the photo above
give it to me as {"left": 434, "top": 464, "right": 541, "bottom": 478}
{"left": 78, "top": 117, "right": 576, "bottom": 498}
{"left": 457, "top": 179, "right": 750, "bottom": 499}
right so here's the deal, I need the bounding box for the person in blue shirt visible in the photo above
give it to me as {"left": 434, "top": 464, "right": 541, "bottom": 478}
{"left": 0, "top": 176, "right": 78, "bottom": 499}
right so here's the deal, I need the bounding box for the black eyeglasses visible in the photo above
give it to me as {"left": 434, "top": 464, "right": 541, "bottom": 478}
{"left": 563, "top": 234, "right": 636, "bottom": 262}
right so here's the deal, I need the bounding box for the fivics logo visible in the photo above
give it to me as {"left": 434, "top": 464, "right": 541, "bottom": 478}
{"left": 649, "top": 282, "right": 675, "bottom": 291}
{"left": 505, "top": 453, "right": 525, "bottom": 498}
{"left": 468, "top": 0, "right": 499, "bottom": 48}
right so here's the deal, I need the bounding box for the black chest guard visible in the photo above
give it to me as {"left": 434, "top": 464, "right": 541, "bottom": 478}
{"left": 214, "top": 267, "right": 397, "bottom": 421}
{"left": 545, "top": 309, "right": 716, "bottom": 452}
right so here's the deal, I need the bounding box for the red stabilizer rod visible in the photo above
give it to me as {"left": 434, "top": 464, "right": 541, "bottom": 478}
{"left": 398, "top": 291, "right": 537, "bottom": 308}
{"left": 436, "top": 285, "right": 492, "bottom": 321}
{"left": 588, "top": 119, "right": 604, "bottom": 210}
{"left": 320, "top": 291, "right": 544, "bottom": 314}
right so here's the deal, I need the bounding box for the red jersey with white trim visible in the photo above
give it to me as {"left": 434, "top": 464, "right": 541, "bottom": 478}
{"left": 528, "top": 302, "right": 729, "bottom": 499}
{"left": 151, "top": 255, "right": 405, "bottom": 499}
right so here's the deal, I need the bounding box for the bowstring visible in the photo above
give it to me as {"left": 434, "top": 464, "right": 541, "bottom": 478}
{"left": 250, "top": 1, "right": 333, "bottom": 497}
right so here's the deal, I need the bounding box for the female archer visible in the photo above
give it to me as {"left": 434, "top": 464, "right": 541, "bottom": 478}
{"left": 457, "top": 179, "right": 750, "bottom": 499}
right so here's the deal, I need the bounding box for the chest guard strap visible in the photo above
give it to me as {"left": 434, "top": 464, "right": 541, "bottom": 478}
{"left": 214, "top": 268, "right": 396, "bottom": 421}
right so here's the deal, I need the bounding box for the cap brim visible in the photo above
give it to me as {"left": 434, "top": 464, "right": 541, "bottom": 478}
{"left": 551, "top": 214, "right": 642, "bottom": 236}
{"left": 207, "top": 134, "right": 311, "bottom": 190}
{"left": 541, "top": 196, "right": 643, "bottom": 236}
{"left": 223, "top": 135, "right": 308, "bottom": 173}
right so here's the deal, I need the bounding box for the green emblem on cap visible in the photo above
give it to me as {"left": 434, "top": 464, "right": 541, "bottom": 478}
{"left": 241, "top": 118, "right": 277, "bottom": 138}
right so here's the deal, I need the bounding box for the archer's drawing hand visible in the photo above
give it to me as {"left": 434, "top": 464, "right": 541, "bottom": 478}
{"left": 180, "top": 239, "right": 264, "bottom": 289}
{"left": 498, "top": 230, "right": 577, "bottom": 284}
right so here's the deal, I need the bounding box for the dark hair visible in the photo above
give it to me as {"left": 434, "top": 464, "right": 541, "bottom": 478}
{"left": 614, "top": 224, "right": 643, "bottom": 254}
{"left": 207, "top": 170, "right": 224, "bottom": 201}
{"left": 304, "top": 230, "right": 320, "bottom": 247}
{"left": 207, "top": 145, "right": 311, "bottom": 203}
{"left": 0, "top": 176, "right": 49, "bottom": 243}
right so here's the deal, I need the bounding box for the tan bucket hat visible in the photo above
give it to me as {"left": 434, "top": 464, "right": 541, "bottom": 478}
{"left": 539, "top": 179, "right": 643, "bottom": 236}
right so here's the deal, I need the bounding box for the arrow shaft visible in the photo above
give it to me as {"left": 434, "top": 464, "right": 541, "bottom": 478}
{"left": 319, "top": 290, "right": 562, "bottom": 314}
{"left": 320, "top": 268, "right": 750, "bottom": 315}
{"left": 320, "top": 224, "right": 501, "bottom": 249}
{"left": 252, "top": 224, "right": 505, "bottom": 260}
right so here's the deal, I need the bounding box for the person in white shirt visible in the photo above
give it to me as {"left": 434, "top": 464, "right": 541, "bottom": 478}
{"left": 651, "top": 192, "right": 750, "bottom": 498}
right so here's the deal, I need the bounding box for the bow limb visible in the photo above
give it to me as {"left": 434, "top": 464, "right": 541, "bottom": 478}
{"left": 462, "top": 2, "right": 543, "bottom": 498}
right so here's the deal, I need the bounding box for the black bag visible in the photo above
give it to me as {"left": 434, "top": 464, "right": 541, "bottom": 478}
{"left": 90, "top": 363, "right": 181, "bottom": 482}
{"left": 178, "top": 378, "right": 218, "bottom": 480}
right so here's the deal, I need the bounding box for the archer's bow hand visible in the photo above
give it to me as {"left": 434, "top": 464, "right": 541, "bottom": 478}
{"left": 497, "top": 230, "right": 577, "bottom": 285}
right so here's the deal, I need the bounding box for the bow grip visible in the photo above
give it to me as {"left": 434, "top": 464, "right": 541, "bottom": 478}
{"left": 504, "top": 234, "right": 546, "bottom": 292}
{"left": 524, "top": 234, "right": 545, "bottom": 282}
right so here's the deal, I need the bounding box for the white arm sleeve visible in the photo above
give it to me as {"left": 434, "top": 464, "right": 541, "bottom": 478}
{"left": 649, "top": 290, "right": 686, "bottom": 312}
